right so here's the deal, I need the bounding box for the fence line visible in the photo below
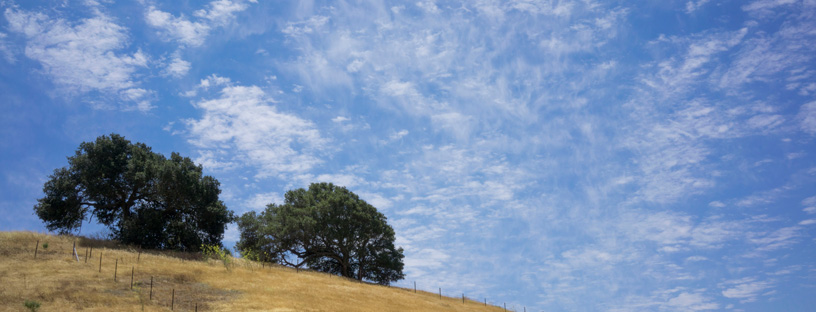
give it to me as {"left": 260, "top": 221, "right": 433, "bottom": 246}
{"left": 29, "top": 237, "right": 524, "bottom": 311}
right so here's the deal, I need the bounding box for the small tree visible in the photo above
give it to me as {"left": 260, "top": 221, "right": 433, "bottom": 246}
{"left": 34, "top": 134, "right": 233, "bottom": 251}
{"left": 236, "top": 182, "right": 405, "bottom": 285}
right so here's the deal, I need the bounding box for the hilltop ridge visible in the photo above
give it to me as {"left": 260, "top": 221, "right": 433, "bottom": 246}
{"left": 0, "top": 232, "right": 507, "bottom": 311}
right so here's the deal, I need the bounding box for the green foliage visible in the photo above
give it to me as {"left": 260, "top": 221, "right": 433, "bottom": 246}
{"left": 201, "top": 244, "right": 231, "bottom": 270}
{"left": 33, "top": 134, "right": 234, "bottom": 251}
{"left": 236, "top": 182, "right": 405, "bottom": 285}
{"left": 239, "top": 248, "right": 270, "bottom": 263}
{"left": 23, "top": 299, "right": 41, "bottom": 312}
{"left": 41, "top": 242, "right": 48, "bottom": 249}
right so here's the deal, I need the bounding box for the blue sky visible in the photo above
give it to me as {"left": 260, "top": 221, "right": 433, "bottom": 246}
{"left": 1, "top": 0, "right": 815, "bottom": 310}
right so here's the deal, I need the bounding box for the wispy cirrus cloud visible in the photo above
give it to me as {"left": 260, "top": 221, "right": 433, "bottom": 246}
{"left": 743, "top": 0, "right": 798, "bottom": 15}
{"left": 4, "top": 7, "right": 153, "bottom": 110}
{"left": 277, "top": 1, "right": 627, "bottom": 140}
{"left": 0, "top": 32, "right": 14, "bottom": 63}
{"left": 157, "top": 1, "right": 816, "bottom": 309}
{"left": 799, "top": 101, "right": 816, "bottom": 135}
{"left": 720, "top": 277, "right": 773, "bottom": 303}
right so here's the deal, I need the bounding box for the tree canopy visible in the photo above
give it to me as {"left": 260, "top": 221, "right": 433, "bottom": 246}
{"left": 236, "top": 182, "right": 405, "bottom": 285}
{"left": 34, "top": 134, "right": 233, "bottom": 251}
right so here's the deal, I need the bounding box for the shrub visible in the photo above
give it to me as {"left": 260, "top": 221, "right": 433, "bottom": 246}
{"left": 24, "top": 299, "right": 41, "bottom": 312}
{"left": 201, "top": 244, "right": 231, "bottom": 271}
{"left": 41, "top": 242, "right": 48, "bottom": 250}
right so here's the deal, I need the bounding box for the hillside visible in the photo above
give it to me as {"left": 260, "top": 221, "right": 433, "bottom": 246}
{"left": 0, "top": 232, "right": 507, "bottom": 311}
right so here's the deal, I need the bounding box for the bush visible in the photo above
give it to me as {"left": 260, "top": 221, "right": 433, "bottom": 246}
{"left": 201, "top": 244, "right": 231, "bottom": 270}
{"left": 24, "top": 299, "right": 41, "bottom": 312}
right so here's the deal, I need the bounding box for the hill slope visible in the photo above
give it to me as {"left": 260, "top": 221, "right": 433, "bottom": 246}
{"left": 0, "top": 232, "right": 507, "bottom": 311}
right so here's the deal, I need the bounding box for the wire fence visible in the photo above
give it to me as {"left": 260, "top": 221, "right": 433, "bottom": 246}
{"left": 26, "top": 235, "right": 528, "bottom": 312}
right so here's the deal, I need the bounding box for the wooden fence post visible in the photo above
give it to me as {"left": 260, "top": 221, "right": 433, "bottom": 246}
{"left": 149, "top": 276, "right": 153, "bottom": 300}
{"left": 34, "top": 240, "right": 39, "bottom": 259}
{"left": 462, "top": 293, "right": 465, "bottom": 304}
{"left": 99, "top": 252, "right": 103, "bottom": 273}
{"left": 130, "top": 267, "right": 134, "bottom": 289}
{"left": 72, "top": 240, "right": 77, "bottom": 262}
{"left": 171, "top": 288, "right": 175, "bottom": 310}
{"left": 439, "top": 288, "right": 441, "bottom": 299}
{"left": 114, "top": 259, "right": 118, "bottom": 282}
{"left": 414, "top": 281, "right": 416, "bottom": 293}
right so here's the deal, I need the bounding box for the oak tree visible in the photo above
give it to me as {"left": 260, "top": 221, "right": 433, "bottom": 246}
{"left": 34, "top": 134, "right": 232, "bottom": 251}
{"left": 236, "top": 182, "right": 405, "bottom": 285}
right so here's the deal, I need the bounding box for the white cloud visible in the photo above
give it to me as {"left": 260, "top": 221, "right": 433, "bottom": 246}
{"left": 708, "top": 201, "right": 726, "bottom": 208}
{"left": 685, "top": 0, "right": 711, "bottom": 13}
{"left": 198, "top": 74, "right": 232, "bottom": 89}
{"left": 666, "top": 292, "right": 719, "bottom": 311}
{"left": 389, "top": 129, "right": 409, "bottom": 141}
{"left": 163, "top": 53, "right": 191, "bottom": 78}
{"left": 244, "top": 192, "right": 283, "bottom": 213}
{"left": 803, "top": 195, "right": 816, "bottom": 206}
{"left": 145, "top": 0, "right": 250, "bottom": 47}
{"left": 645, "top": 28, "right": 747, "bottom": 96}
{"left": 121, "top": 88, "right": 155, "bottom": 112}
{"left": 208, "top": 2, "right": 815, "bottom": 309}
{"left": 786, "top": 152, "right": 805, "bottom": 160}
{"left": 5, "top": 8, "right": 151, "bottom": 109}
{"left": 0, "top": 32, "right": 14, "bottom": 63}
{"left": 358, "top": 191, "right": 393, "bottom": 210}
{"left": 621, "top": 211, "right": 743, "bottom": 251}
{"left": 185, "top": 81, "right": 327, "bottom": 177}
{"left": 183, "top": 74, "right": 232, "bottom": 97}
{"left": 405, "top": 247, "right": 449, "bottom": 269}
{"left": 743, "top": 0, "right": 798, "bottom": 13}
{"left": 331, "top": 116, "right": 349, "bottom": 123}
{"left": 748, "top": 225, "right": 802, "bottom": 252}
{"left": 281, "top": 15, "right": 329, "bottom": 37}
{"left": 193, "top": 0, "right": 248, "bottom": 26}
{"left": 193, "top": 150, "right": 236, "bottom": 171}
{"left": 799, "top": 219, "right": 816, "bottom": 225}
{"left": 311, "top": 173, "right": 364, "bottom": 188}
{"left": 717, "top": 11, "right": 816, "bottom": 93}
{"left": 508, "top": 0, "right": 575, "bottom": 16}
{"left": 798, "top": 102, "right": 816, "bottom": 135}
{"left": 746, "top": 114, "right": 784, "bottom": 131}
{"left": 145, "top": 6, "right": 210, "bottom": 47}
{"left": 415, "top": 1, "right": 441, "bottom": 14}
{"left": 721, "top": 277, "right": 772, "bottom": 303}
{"left": 736, "top": 182, "right": 796, "bottom": 207}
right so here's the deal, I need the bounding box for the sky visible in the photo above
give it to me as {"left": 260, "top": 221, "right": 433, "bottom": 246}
{"left": 1, "top": 0, "right": 815, "bottom": 310}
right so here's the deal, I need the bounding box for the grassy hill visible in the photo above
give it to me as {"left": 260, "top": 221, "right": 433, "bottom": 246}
{"left": 0, "top": 232, "right": 507, "bottom": 311}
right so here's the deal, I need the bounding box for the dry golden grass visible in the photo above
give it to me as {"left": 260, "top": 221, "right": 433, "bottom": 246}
{"left": 0, "top": 232, "right": 506, "bottom": 311}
